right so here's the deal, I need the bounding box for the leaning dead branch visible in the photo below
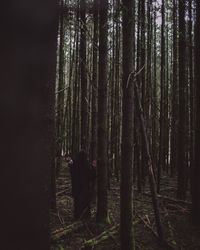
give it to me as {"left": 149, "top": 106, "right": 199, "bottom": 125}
{"left": 51, "top": 220, "right": 84, "bottom": 241}
{"left": 81, "top": 219, "right": 141, "bottom": 249}
{"left": 136, "top": 213, "right": 176, "bottom": 250}
{"left": 133, "top": 70, "right": 164, "bottom": 242}
{"left": 157, "top": 194, "right": 192, "bottom": 206}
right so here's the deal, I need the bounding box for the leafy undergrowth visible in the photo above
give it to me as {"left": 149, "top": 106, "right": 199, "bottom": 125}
{"left": 50, "top": 161, "right": 200, "bottom": 250}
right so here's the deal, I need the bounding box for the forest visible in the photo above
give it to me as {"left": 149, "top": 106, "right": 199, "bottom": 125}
{"left": 1, "top": 0, "right": 200, "bottom": 249}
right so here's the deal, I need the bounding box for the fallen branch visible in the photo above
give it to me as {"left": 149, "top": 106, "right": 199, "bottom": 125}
{"left": 81, "top": 219, "right": 141, "bottom": 249}
{"left": 136, "top": 213, "right": 176, "bottom": 250}
{"left": 136, "top": 213, "right": 158, "bottom": 237}
{"left": 51, "top": 220, "right": 84, "bottom": 241}
{"left": 57, "top": 210, "right": 64, "bottom": 226}
{"left": 165, "top": 203, "right": 189, "bottom": 213}
{"left": 56, "top": 189, "right": 68, "bottom": 197}
{"left": 157, "top": 194, "right": 191, "bottom": 206}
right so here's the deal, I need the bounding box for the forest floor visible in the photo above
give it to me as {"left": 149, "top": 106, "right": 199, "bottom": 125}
{"left": 50, "top": 159, "right": 200, "bottom": 250}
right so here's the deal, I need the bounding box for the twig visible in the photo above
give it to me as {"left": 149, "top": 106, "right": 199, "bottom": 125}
{"left": 57, "top": 210, "right": 64, "bottom": 226}
{"left": 126, "top": 65, "right": 145, "bottom": 89}
{"left": 56, "top": 189, "right": 68, "bottom": 197}
{"left": 55, "top": 86, "right": 69, "bottom": 94}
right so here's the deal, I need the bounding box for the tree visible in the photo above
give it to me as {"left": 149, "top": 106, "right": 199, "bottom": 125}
{"left": 1, "top": 1, "right": 58, "bottom": 249}
{"left": 80, "top": 0, "right": 88, "bottom": 151}
{"left": 192, "top": 0, "right": 200, "bottom": 226}
{"left": 96, "top": 0, "right": 108, "bottom": 223}
{"left": 177, "top": 0, "right": 187, "bottom": 200}
{"left": 56, "top": 0, "right": 65, "bottom": 175}
{"left": 141, "top": 0, "right": 147, "bottom": 190}
{"left": 152, "top": 0, "right": 158, "bottom": 175}
{"left": 120, "top": 0, "right": 135, "bottom": 248}
{"left": 170, "top": 0, "right": 178, "bottom": 177}
{"left": 91, "top": 0, "right": 98, "bottom": 162}
{"left": 158, "top": 0, "right": 165, "bottom": 193}
{"left": 188, "top": 0, "right": 194, "bottom": 189}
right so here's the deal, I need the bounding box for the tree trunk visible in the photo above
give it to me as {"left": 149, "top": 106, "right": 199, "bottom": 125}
{"left": 80, "top": 0, "right": 88, "bottom": 152}
{"left": 177, "top": 0, "right": 187, "bottom": 200}
{"left": 91, "top": 0, "right": 98, "bottom": 162}
{"left": 120, "top": 0, "right": 135, "bottom": 248}
{"left": 0, "top": 1, "right": 58, "bottom": 249}
{"left": 56, "top": 0, "right": 65, "bottom": 175}
{"left": 170, "top": 0, "right": 178, "bottom": 177}
{"left": 192, "top": 0, "right": 200, "bottom": 226}
{"left": 96, "top": 0, "right": 108, "bottom": 223}
{"left": 158, "top": 0, "right": 165, "bottom": 193}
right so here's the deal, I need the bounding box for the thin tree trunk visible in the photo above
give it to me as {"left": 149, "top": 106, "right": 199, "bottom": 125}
{"left": 72, "top": 15, "right": 80, "bottom": 158}
{"left": 158, "top": 0, "right": 165, "bottom": 193}
{"left": 141, "top": 0, "right": 146, "bottom": 191}
{"left": 80, "top": 0, "right": 88, "bottom": 152}
{"left": 152, "top": 2, "right": 158, "bottom": 174}
{"left": 56, "top": 0, "right": 65, "bottom": 175}
{"left": 188, "top": 0, "right": 194, "bottom": 193}
{"left": 177, "top": 0, "right": 187, "bottom": 200}
{"left": 91, "top": 0, "right": 98, "bottom": 162}
{"left": 114, "top": 0, "right": 120, "bottom": 182}
{"left": 170, "top": 0, "right": 178, "bottom": 177}
{"left": 192, "top": 0, "right": 200, "bottom": 226}
{"left": 120, "top": 0, "right": 135, "bottom": 248}
{"left": 96, "top": 0, "right": 108, "bottom": 223}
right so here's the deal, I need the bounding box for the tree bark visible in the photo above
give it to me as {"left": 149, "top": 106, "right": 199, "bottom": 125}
{"left": 0, "top": 1, "right": 58, "bottom": 249}
{"left": 96, "top": 0, "right": 108, "bottom": 223}
{"left": 170, "top": 0, "right": 178, "bottom": 177}
{"left": 80, "top": 0, "right": 88, "bottom": 152}
{"left": 120, "top": 0, "right": 135, "bottom": 248}
{"left": 192, "top": 0, "right": 200, "bottom": 226}
{"left": 177, "top": 0, "right": 187, "bottom": 200}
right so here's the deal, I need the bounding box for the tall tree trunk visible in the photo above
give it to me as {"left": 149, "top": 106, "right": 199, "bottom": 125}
{"left": 146, "top": 0, "right": 152, "bottom": 156}
{"left": 158, "top": 0, "right": 165, "bottom": 193}
{"left": 91, "top": 0, "right": 98, "bottom": 162}
{"left": 0, "top": 1, "right": 58, "bottom": 249}
{"left": 56, "top": 0, "right": 65, "bottom": 175}
{"left": 80, "top": 0, "right": 88, "bottom": 152}
{"left": 152, "top": 2, "right": 158, "bottom": 173}
{"left": 114, "top": 0, "right": 121, "bottom": 181}
{"left": 120, "top": 0, "right": 135, "bottom": 248}
{"left": 141, "top": 0, "right": 146, "bottom": 191}
{"left": 170, "top": 0, "right": 178, "bottom": 177}
{"left": 96, "top": 0, "right": 108, "bottom": 223}
{"left": 188, "top": 0, "right": 194, "bottom": 193}
{"left": 135, "top": 0, "right": 142, "bottom": 193}
{"left": 177, "top": 0, "right": 187, "bottom": 200}
{"left": 164, "top": 3, "right": 169, "bottom": 174}
{"left": 72, "top": 15, "right": 80, "bottom": 158}
{"left": 192, "top": 0, "right": 200, "bottom": 226}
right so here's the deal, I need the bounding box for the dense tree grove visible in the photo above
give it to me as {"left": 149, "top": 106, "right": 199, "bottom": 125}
{"left": 4, "top": 0, "right": 200, "bottom": 249}
{"left": 52, "top": 0, "right": 199, "bottom": 249}
{"left": 52, "top": 0, "right": 200, "bottom": 248}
